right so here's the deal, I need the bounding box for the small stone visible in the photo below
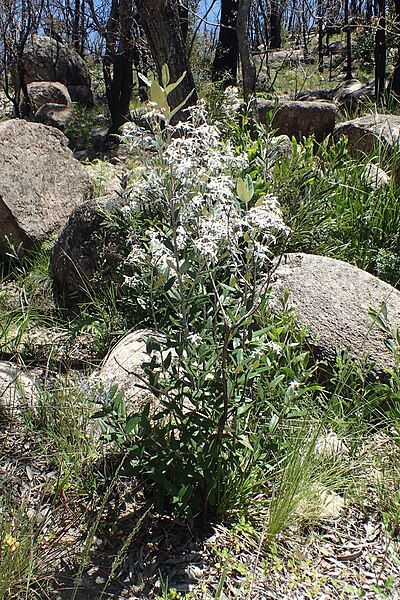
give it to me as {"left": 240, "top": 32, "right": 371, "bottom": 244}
{"left": 319, "top": 489, "right": 345, "bottom": 519}
{"left": 315, "top": 432, "right": 349, "bottom": 456}
{"left": 0, "top": 362, "right": 39, "bottom": 421}
{"left": 362, "top": 163, "right": 390, "bottom": 189}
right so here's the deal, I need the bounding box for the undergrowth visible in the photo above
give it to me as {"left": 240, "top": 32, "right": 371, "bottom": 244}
{"left": 1, "top": 77, "right": 400, "bottom": 598}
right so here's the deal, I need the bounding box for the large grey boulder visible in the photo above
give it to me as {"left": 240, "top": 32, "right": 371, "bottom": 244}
{"left": 257, "top": 100, "right": 337, "bottom": 142}
{"left": 295, "top": 80, "right": 374, "bottom": 110}
{"left": 0, "top": 119, "right": 91, "bottom": 257}
{"left": 334, "top": 114, "right": 400, "bottom": 156}
{"left": 20, "top": 35, "right": 93, "bottom": 107}
{"left": 269, "top": 253, "right": 400, "bottom": 375}
{"left": 51, "top": 195, "right": 124, "bottom": 297}
{"left": 267, "top": 49, "right": 314, "bottom": 66}
{"left": 68, "top": 84, "right": 94, "bottom": 106}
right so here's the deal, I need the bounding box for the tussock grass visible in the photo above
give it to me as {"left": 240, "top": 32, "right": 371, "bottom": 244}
{"left": 265, "top": 135, "right": 400, "bottom": 287}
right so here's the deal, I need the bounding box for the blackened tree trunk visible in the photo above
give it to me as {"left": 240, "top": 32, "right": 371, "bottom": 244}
{"left": 374, "top": 0, "right": 386, "bottom": 101}
{"left": 317, "top": 0, "right": 324, "bottom": 72}
{"left": 237, "top": 0, "right": 256, "bottom": 101}
{"left": 344, "top": 0, "right": 353, "bottom": 79}
{"left": 1, "top": 0, "right": 43, "bottom": 117}
{"left": 132, "top": 41, "right": 148, "bottom": 102}
{"left": 389, "top": 0, "right": 400, "bottom": 96}
{"left": 87, "top": 0, "right": 134, "bottom": 134}
{"left": 179, "top": 0, "right": 189, "bottom": 43}
{"left": 72, "top": 0, "right": 82, "bottom": 54}
{"left": 269, "top": 1, "right": 282, "bottom": 49}
{"left": 103, "top": 0, "right": 134, "bottom": 134}
{"left": 212, "top": 0, "right": 239, "bottom": 86}
{"left": 366, "top": 0, "right": 373, "bottom": 21}
{"left": 137, "top": 0, "right": 197, "bottom": 116}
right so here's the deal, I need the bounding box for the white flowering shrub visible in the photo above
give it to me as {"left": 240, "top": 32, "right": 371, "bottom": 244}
{"left": 121, "top": 93, "right": 289, "bottom": 298}
{"left": 96, "top": 69, "right": 314, "bottom": 521}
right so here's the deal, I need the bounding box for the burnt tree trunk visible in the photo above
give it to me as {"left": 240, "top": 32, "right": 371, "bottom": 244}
{"left": 269, "top": 1, "right": 282, "bottom": 49}
{"left": 103, "top": 0, "right": 134, "bottom": 134}
{"left": 212, "top": 0, "right": 239, "bottom": 86}
{"left": 366, "top": 0, "right": 373, "bottom": 21}
{"left": 72, "top": 0, "right": 82, "bottom": 54}
{"left": 179, "top": 0, "right": 189, "bottom": 43}
{"left": 389, "top": 0, "right": 400, "bottom": 96}
{"left": 237, "top": 0, "right": 256, "bottom": 101}
{"left": 374, "top": 0, "right": 386, "bottom": 101}
{"left": 137, "top": 0, "right": 197, "bottom": 117}
{"left": 344, "top": 0, "right": 353, "bottom": 79}
{"left": 317, "top": 0, "right": 324, "bottom": 72}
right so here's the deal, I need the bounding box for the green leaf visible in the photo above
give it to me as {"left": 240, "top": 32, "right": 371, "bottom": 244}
{"left": 236, "top": 177, "right": 247, "bottom": 202}
{"left": 236, "top": 175, "right": 254, "bottom": 204}
{"left": 161, "top": 64, "right": 170, "bottom": 88}
{"left": 369, "top": 305, "right": 389, "bottom": 333}
{"left": 169, "top": 88, "right": 195, "bottom": 120}
{"left": 238, "top": 435, "right": 253, "bottom": 452}
{"left": 165, "top": 71, "right": 187, "bottom": 95}
{"left": 269, "top": 413, "right": 279, "bottom": 433}
{"left": 138, "top": 72, "right": 151, "bottom": 88}
{"left": 245, "top": 174, "right": 254, "bottom": 200}
{"left": 163, "top": 351, "right": 172, "bottom": 370}
{"left": 125, "top": 415, "right": 140, "bottom": 434}
{"left": 253, "top": 195, "right": 266, "bottom": 208}
{"left": 150, "top": 80, "right": 169, "bottom": 110}
{"left": 164, "top": 276, "right": 176, "bottom": 292}
{"left": 270, "top": 374, "right": 286, "bottom": 388}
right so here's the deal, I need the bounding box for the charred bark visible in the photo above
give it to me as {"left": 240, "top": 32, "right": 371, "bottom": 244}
{"left": 374, "top": 0, "right": 386, "bottom": 101}
{"left": 179, "top": 0, "right": 189, "bottom": 43}
{"left": 269, "top": 1, "right": 282, "bottom": 49}
{"left": 137, "top": 0, "right": 197, "bottom": 117}
{"left": 389, "top": 0, "right": 400, "bottom": 96}
{"left": 237, "top": 0, "right": 256, "bottom": 101}
{"left": 344, "top": 0, "right": 353, "bottom": 80}
{"left": 103, "top": 0, "right": 134, "bottom": 134}
{"left": 212, "top": 0, "right": 239, "bottom": 86}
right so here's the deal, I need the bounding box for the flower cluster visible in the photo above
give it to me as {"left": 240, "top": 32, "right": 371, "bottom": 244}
{"left": 122, "top": 102, "right": 289, "bottom": 278}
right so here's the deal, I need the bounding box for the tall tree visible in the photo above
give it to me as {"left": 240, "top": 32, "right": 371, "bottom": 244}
{"left": 269, "top": 0, "right": 283, "bottom": 49}
{"left": 72, "top": 0, "right": 84, "bottom": 54}
{"left": 137, "top": 0, "right": 197, "bottom": 116}
{"left": 212, "top": 0, "right": 239, "bottom": 86}
{"left": 87, "top": 0, "right": 136, "bottom": 134}
{"left": 103, "top": 0, "right": 134, "bottom": 133}
{"left": 178, "top": 0, "right": 189, "bottom": 42}
{"left": 317, "top": 0, "right": 324, "bottom": 72}
{"left": 389, "top": 0, "right": 400, "bottom": 96}
{"left": 344, "top": 0, "right": 353, "bottom": 79}
{"left": 237, "top": 0, "right": 255, "bottom": 100}
{"left": 374, "top": 0, "right": 386, "bottom": 101}
{"left": 366, "top": 0, "right": 373, "bottom": 21}
{"left": 0, "top": 0, "right": 44, "bottom": 116}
